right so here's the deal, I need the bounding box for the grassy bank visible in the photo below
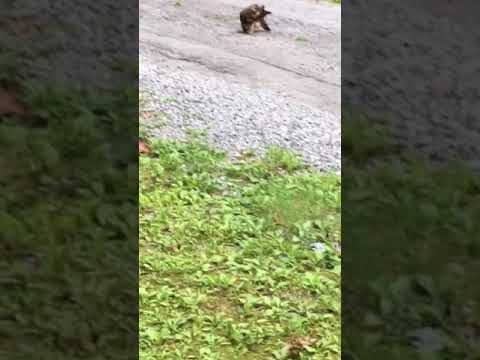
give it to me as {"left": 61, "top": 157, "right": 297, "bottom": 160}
{"left": 0, "top": 73, "right": 138, "bottom": 357}
{"left": 139, "top": 121, "right": 341, "bottom": 358}
{"left": 342, "top": 113, "right": 480, "bottom": 359}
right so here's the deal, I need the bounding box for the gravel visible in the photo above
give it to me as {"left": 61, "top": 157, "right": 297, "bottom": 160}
{"left": 343, "top": 0, "right": 480, "bottom": 169}
{"left": 140, "top": 56, "right": 340, "bottom": 172}
{"left": 140, "top": 0, "right": 341, "bottom": 172}
{"left": 2, "top": 1, "right": 137, "bottom": 89}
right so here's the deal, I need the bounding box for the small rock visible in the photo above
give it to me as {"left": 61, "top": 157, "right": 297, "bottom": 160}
{"left": 310, "top": 242, "right": 326, "bottom": 253}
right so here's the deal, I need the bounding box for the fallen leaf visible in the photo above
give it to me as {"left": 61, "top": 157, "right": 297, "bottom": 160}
{"left": 0, "top": 87, "right": 26, "bottom": 116}
{"left": 8, "top": 15, "right": 41, "bottom": 39}
{"left": 139, "top": 141, "right": 151, "bottom": 154}
{"left": 140, "top": 111, "right": 155, "bottom": 120}
{"left": 285, "top": 336, "right": 317, "bottom": 359}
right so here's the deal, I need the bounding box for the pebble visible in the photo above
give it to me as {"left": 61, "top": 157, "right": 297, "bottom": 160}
{"left": 140, "top": 56, "right": 340, "bottom": 172}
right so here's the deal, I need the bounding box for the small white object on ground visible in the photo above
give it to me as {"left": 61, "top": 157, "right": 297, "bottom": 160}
{"left": 310, "top": 242, "right": 327, "bottom": 253}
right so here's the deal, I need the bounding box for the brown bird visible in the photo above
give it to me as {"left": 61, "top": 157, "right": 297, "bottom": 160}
{"left": 239, "top": 4, "right": 272, "bottom": 34}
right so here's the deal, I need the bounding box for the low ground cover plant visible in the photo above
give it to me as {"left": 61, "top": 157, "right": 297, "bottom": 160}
{"left": 139, "top": 110, "right": 341, "bottom": 359}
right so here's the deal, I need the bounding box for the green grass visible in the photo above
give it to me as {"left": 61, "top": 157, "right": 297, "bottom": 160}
{"left": 342, "top": 111, "right": 395, "bottom": 162}
{"left": 0, "top": 64, "right": 138, "bottom": 358}
{"left": 295, "top": 36, "right": 309, "bottom": 43}
{"left": 342, "top": 112, "right": 480, "bottom": 359}
{"left": 139, "top": 128, "right": 341, "bottom": 359}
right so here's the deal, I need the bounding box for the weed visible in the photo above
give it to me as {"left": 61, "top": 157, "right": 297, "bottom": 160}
{"left": 342, "top": 110, "right": 394, "bottom": 162}
{"left": 1, "top": 76, "right": 138, "bottom": 357}
{"left": 343, "top": 112, "right": 480, "bottom": 359}
{"left": 295, "top": 36, "right": 309, "bottom": 43}
{"left": 140, "top": 110, "right": 341, "bottom": 359}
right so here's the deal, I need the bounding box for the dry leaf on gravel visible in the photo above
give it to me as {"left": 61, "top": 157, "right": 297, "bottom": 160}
{"left": 139, "top": 141, "right": 151, "bottom": 154}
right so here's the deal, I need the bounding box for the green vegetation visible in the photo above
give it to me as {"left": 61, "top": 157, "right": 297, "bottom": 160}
{"left": 0, "top": 66, "right": 137, "bottom": 357}
{"left": 343, "top": 112, "right": 480, "bottom": 359}
{"left": 342, "top": 111, "right": 395, "bottom": 162}
{"left": 295, "top": 36, "right": 309, "bottom": 43}
{"left": 139, "top": 112, "right": 341, "bottom": 359}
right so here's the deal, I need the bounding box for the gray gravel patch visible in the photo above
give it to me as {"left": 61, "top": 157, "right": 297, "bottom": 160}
{"left": 140, "top": 0, "right": 340, "bottom": 172}
{"left": 343, "top": 0, "right": 480, "bottom": 169}
{"left": 2, "top": 1, "right": 137, "bottom": 88}
{"left": 140, "top": 56, "right": 340, "bottom": 172}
